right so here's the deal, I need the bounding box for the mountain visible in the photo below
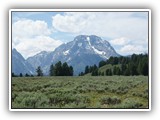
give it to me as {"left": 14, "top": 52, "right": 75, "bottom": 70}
{"left": 12, "top": 48, "right": 35, "bottom": 75}
{"left": 27, "top": 35, "right": 120, "bottom": 75}
{"left": 27, "top": 51, "right": 51, "bottom": 69}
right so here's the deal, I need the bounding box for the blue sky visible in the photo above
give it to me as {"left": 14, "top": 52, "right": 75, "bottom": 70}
{"left": 12, "top": 11, "right": 149, "bottom": 59}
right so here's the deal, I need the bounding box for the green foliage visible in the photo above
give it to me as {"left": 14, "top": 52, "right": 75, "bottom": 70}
{"left": 113, "top": 98, "right": 143, "bottom": 108}
{"left": 106, "top": 69, "right": 112, "bottom": 76}
{"left": 50, "top": 61, "right": 73, "bottom": 76}
{"left": 91, "top": 69, "right": 98, "bottom": 76}
{"left": 99, "top": 60, "right": 106, "bottom": 68}
{"left": 19, "top": 73, "right": 23, "bottom": 77}
{"left": 25, "top": 73, "right": 30, "bottom": 77}
{"left": 79, "top": 72, "right": 84, "bottom": 76}
{"left": 100, "top": 96, "right": 121, "bottom": 105}
{"left": 82, "top": 53, "right": 148, "bottom": 76}
{"left": 85, "top": 66, "right": 89, "bottom": 74}
{"left": 36, "top": 66, "right": 43, "bottom": 76}
{"left": 12, "top": 72, "right": 19, "bottom": 77}
{"left": 12, "top": 76, "right": 148, "bottom": 109}
{"left": 49, "top": 64, "right": 54, "bottom": 76}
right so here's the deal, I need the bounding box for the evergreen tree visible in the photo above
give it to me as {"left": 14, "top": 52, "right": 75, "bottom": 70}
{"left": 93, "top": 64, "right": 98, "bottom": 70}
{"left": 129, "top": 63, "right": 138, "bottom": 76}
{"left": 106, "top": 69, "right": 109, "bottom": 76}
{"left": 116, "top": 67, "right": 121, "bottom": 75}
{"left": 109, "top": 69, "right": 112, "bottom": 76}
{"left": 69, "top": 66, "right": 73, "bottom": 76}
{"left": 19, "top": 73, "right": 23, "bottom": 77}
{"left": 12, "top": 72, "right": 15, "bottom": 77}
{"left": 82, "top": 53, "right": 148, "bottom": 76}
{"left": 101, "top": 72, "right": 104, "bottom": 76}
{"left": 53, "top": 61, "right": 74, "bottom": 76}
{"left": 99, "top": 60, "right": 106, "bottom": 68}
{"left": 54, "top": 61, "right": 62, "bottom": 76}
{"left": 124, "top": 68, "right": 130, "bottom": 76}
{"left": 91, "top": 68, "right": 98, "bottom": 76}
{"left": 113, "top": 66, "right": 117, "bottom": 75}
{"left": 85, "top": 66, "right": 89, "bottom": 74}
{"left": 137, "top": 61, "right": 142, "bottom": 75}
{"left": 98, "top": 71, "right": 101, "bottom": 76}
{"left": 49, "top": 64, "right": 54, "bottom": 76}
{"left": 62, "top": 62, "right": 69, "bottom": 76}
{"left": 79, "top": 72, "right": 84, "bottom": 76}
{"left": 36, "top": 66, "right": 43, "bottom": 76}
{"left": 121, "top": 64, "right": 127, "bottom": 75}
{"left": 25, "top": 73, "right": 30, "bottom": 77}
{"left": 141, "top": 59, "right": 148, "bottom": 76}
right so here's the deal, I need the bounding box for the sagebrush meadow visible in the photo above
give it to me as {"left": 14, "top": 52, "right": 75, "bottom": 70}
{"left": 12, "top": 76, "right": 148, "bottom": 108}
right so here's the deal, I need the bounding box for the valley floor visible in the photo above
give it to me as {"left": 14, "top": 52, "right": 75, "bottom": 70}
{"left": 11, "top": 76, "right": 149, "bottom": 109}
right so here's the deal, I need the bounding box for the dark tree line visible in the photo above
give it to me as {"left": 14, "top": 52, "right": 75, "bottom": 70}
{"left": 12, "top": 61, "right": 74, "bottom": 77}
{"left": 49, "top": 61, "right": 73, "bottom": 76}
{"left": 12, "top": 72, "right": 34, "bottom": 77}
{"left": 79, "top": 64, "right": 98, "bottom": 76}
{"left": 80, "top": 54, "right": 148, "bottom": 76}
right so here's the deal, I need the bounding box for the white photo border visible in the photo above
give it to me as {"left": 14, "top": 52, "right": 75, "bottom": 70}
{"left": 9, "top": 9, "right": 151, "bottom": 111}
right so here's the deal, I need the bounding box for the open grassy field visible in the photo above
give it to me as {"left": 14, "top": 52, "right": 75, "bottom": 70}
{"left": 11, "top": 76, "right": 149, "bottom": 109}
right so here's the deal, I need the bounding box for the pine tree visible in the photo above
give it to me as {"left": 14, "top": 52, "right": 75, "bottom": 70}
{"left": 99, "top": 60, "right": 106, "bottom": 68}
{"left": 19, "top": 73, "right": 23, "bottom": 77}
{"left": 101, "top": 72, "right": 104, "bottom": 76}
{"left": 129, "top": 63, "right": 138, "bottom": 76}
{"left": 113, "top": 66, "right": 117, "bottom": 75}
{"left": 121, "top": 64, "right": 127, "bottom": 75}
{"left": 116, "top": 67, "right": 121, "bottom": 75}
{"left": 79, "top": 72, "right": 84, "bottom": 76}
{"left": 36, "top": 66, "right": 43, "bottom": 76}
{"left": 124, "top": 68, "right": 130, "bottom": 76}
{"left": 141, "top": 58, "right": 148, "bottom": 76}
{"left": 85, "top": 66, "right": 89, "bottom": 74}
{"left": 91, "top": 68, "right": 98, "bottom": 76}
{"left": 109, "top": 69, "right": 112, "bottom": 76}
{"left": 49, "top": 64, "right": 54, "bottom": 76}
{"left": 53, "top": 61, "right": 74, "bottom": 76}
{"left": 12, "top": 72, "right": 16, "bottom": 77}
{"left": 69, "top": 66, "right": 73, "bottom": 76}
{"left": 25, "top": 73, "right": 30, "bottom": 77}
{"left": 62, "top": 62, "right": 69, "bottom": 76}
{"left": 54, "top": 61, "right": 62, "bottom": 76}
{"left": 106, "top": 69, "right": 109, "bottom": 76}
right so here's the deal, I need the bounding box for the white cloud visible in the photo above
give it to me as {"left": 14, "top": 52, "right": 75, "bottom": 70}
{"left": 52, "top": 12, "right": 148, "bottom": 39}
{"left": 12, "top": 12, "right": 149, "bottom": 57}
{"left": 12, "top": 19, "right": 62, "bottom": 58}
{"left": 110, "top": 37, "right": 130, "bottom": 46}
{"left": 52, "top": 12, "right": 93, "bottom": 33}
{"left": 119, "top": 44, "right": 147, "bottom": 55}
{"left": 15, "top": 36, "right": 63, "bottom": 59}
{"left": 13, "top": 19, "right": 51, "bottom": 39}
{"left": 52, "top": 12, "right": 148, "bottom": 55}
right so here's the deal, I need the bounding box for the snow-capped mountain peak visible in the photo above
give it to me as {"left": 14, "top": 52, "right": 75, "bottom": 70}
{"left": 23, "top": 35, "right": 120, "bottom": 75}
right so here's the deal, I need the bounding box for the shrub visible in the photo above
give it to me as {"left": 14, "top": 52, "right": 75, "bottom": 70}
{"left": 113, "top": 98, "right": 143, "bottom": 108}
{"left": 100, "top": 96, "right": 121, "bottom": 105}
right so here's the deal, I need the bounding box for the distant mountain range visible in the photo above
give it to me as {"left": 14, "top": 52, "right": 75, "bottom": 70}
{"left": 12, "top": 35, "right": 120, "bottom": 75}
{"left": 12, "top": 49, "right": 34, "bottom": 75}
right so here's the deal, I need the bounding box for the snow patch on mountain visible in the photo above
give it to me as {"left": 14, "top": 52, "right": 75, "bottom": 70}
{"left": 92, "top": 46, "right": 105, "bottom": 55}
{"left": 25, "top": 35, "right": 120, "bottom": 75}
{"left": 63, "top": 50, "right": 70, "bottom": 55}
{"left": 87, "top": 36, "right": 90, "bottom": 41}
{"left": 78, "top": 43, "right": 82, "bottom": 47}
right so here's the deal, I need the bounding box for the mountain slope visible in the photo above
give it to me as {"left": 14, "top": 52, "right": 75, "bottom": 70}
{"left": 12, "top": 48, "right": 35, "bottom": 75}
{"left": 27, "top": 35, "right": 120, "bottom": 75}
